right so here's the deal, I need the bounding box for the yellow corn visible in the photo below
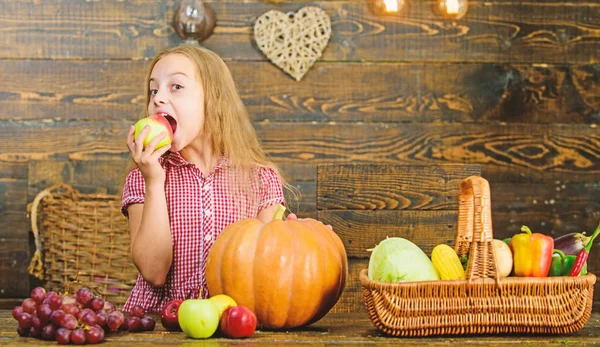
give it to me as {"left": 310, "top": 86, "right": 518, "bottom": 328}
{"left": 431, "top": 244, "right": 466, "bottom": 280}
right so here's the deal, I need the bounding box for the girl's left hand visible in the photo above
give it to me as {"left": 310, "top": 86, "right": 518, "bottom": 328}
{"left": 286, "top": 213, "right": 333, "bottom": 230}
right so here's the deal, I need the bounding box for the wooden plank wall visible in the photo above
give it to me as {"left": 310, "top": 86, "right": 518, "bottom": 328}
{"left": 0, "top": 0, "right": 599, "bottom": 311}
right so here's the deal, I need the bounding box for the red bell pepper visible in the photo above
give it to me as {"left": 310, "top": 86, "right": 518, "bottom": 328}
{"left": 510, "top": 225, "right": 554, "bottom": 277}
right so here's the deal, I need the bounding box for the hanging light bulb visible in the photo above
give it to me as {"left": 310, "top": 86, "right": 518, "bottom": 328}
{"left": 373, "top": 0, "right": 406, "bottom": 15}
{"left": 433, "top": 0, "right": 468, "bottom": 20}
{"left": 173, "top": 0, "right": 216, "bottom": 44}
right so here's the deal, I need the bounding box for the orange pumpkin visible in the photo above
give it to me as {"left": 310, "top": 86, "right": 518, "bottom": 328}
{"left": 205, "top": 206, "right": 348, "bottom": 329}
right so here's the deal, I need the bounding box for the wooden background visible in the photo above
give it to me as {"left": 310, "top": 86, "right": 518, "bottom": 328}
{"left": 0, "top": 0, "right": 599, "bottom": 312}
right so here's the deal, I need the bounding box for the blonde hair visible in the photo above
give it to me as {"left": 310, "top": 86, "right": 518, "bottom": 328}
{"left": 123, "top": 44, "right": 299, "bottom": 213}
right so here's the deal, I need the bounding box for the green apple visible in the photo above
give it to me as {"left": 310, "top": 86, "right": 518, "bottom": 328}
{"left": 209, "top": 294, "right": 237, "bottom": 319}
{"left": 133, "top": 113, "right": 173, "bottom": 150}
{"left": 177, "top": 298, "right": 220, "bottom": 339}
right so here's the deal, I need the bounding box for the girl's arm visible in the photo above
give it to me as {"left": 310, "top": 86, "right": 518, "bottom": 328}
{"left": 128, "top": 182, "right": 173, "bottom": 287}
{"left": 257, "top": 203, "right": 281, "bottom": 223}
{"left": 125, "top": 124, "right": 173, "bottom": 287}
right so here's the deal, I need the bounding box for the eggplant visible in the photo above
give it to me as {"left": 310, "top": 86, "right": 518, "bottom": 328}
{"left": 554, "top": 232, "right": 591, "bottom": 256}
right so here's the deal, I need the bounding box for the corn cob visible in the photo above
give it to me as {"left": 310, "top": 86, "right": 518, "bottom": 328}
{"left": 431, "top": 244, "right": 466, "bottom": 280}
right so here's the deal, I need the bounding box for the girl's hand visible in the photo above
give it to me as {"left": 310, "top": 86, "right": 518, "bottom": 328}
{"left": 127, "top": 125, "right": 171, "bottom": 184}
{"left": 286, "top": 213, "right": 333, "bottom": 230}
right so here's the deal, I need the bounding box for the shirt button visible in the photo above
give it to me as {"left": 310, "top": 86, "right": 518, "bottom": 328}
{"left": 204, "top": 234, "right": 212, "bottom": 242}
{"left": 205, "top": 209, "right": 211, "bottom": 217}
{"left": 203, "top": 184, "right": 210, "bottom": 192}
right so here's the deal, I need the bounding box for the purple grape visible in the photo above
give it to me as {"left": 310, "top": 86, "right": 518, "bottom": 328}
{"left": 37, "top": 303, "right": 52, "bottom": 324}
{"left": 102, "top": 300, "right": 116, "bottom": 313}
{"left": 21, "top": 298, "right": 36, "bottom": 313}
{"left": 31, "top": 287, "right": 47, "bottom": 304}
{"left": 29, "top": 325, "right": 42, "bottom": 339}
{"left": 80, "top": 311, "right": 97, "bottom": 326}
{"left": 61, "top": 313, "right": 78, "bottom": 330}
{"left": 41, "top": 324, "right": 56, "bottom": 341}
{"left": 95, "top": 309, "right": 107, "bottom": 327}
{"left": 17, "top": 312, "right": 32, "bottom": 329}
{"left": 90, "top": 297, "right": 104, "bottom": 311}
{"left": 55, "top": 328, "right": 71, "bottom": 345}
{"left": 12, "top": 306, "right": 23, "bottom": 320}
{"left": 140, "top": 317, "right": 156, "bottom": 331}
{"left": 78, "top": 308, "right": 94, "bottom": 320}
{"left": 130, "top": 305, "right": 145, "bottom": 318}
{"left": 17, "top": 325, "right": 29, "bottom": 337}
{"left": 106, "top": 311, "right": 124, "bottom": 331}
{"left": 75, "top": 288, "right": 94, "bottom": 307}
{"left": 47, "top": 294, "right": 63, "bottom": 310}
{"left": 71, "top": 328, "right": 86, "bottom": 345}
{"left": 31, "top": 313, "right": 42, "bottom": 329}
{"left": 50, "top": 309, "right": 65, "bottom": 327}
{"left": 85, "top": 325, "right": 105, "bottom": 344}
{"left": 126, "top": 316, "right": 142, "bottom": 332}
{"left": 61, "top": 295, "right": 77, "bottom": 306}
{"left": 60, "top": 303, "right": 80, "bottom": 317}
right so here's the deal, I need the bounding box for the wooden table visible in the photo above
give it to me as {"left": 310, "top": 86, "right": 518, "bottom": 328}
{"left": 2, "top": 310, "right": 600, "bottom": 346}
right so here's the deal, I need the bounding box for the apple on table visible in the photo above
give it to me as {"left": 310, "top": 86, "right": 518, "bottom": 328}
{"left": 219, "top": 305, "right": 257, "bottom": 339}
{"left": 177, "top": 298, "right": 220, "bottom": 339}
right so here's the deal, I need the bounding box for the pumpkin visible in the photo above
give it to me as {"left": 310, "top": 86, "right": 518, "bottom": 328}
{"left": 205, "top": 205, "right": 348, "bottom": 329}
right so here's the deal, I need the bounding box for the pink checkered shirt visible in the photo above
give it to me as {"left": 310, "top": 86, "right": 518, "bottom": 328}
{"left": 120, "top": 151, "right": 285, "bottom": 312}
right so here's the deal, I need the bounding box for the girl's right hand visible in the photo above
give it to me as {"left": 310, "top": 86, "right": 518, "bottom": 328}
{"left": 127, "top": 125, "right": 172, "bottom": 184}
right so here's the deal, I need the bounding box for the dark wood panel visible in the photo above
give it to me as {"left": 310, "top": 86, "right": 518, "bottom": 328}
{"left": 318, "top": 210, "right": 458, "bottom": 258}
{"left": 331, "top": 258, "right": 367, "bottom": 313}
{"left": 1, "top": 1, "right": 598, "bottom": 63}
{"left": 0, "top": 180, "right": 28, "bottom": 239}
{"left": 3, "top": 60, "right": 598, "bottom": 124}
{"left": 317, "top": 164, "right": 480, "bottom": 210}
{"left": 2, "top": 121, "right": 599, "bottom": 183}
{"left": 0, "top": 239, "right": 30, "bottom": 298}
{"left": 490, "top": 182, "right": 600, "bottom": 238}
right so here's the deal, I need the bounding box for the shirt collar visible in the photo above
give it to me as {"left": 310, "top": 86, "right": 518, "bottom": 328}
{"left": 162, "top": 151, "right": 229, "bottom": 172}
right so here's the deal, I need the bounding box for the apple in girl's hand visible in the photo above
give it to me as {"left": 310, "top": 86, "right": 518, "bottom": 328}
{"left": 160, "top": 299, "right": 183, "bottom": 331}
{"left": 178, "top": 299, "right": 219, "bottom": 339}
{"left": 133, "top": 113, "right": 173, "bottom": 150}
{"left": 219, "top": 305, "right": 257, "bottom": 339}
{"left": 209, "top": 294, "right": 237, "bottom": 319}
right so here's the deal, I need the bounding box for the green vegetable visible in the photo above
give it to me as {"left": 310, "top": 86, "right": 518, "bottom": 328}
{"left": 368, "top": 237, "right": 440, "bottom": 282}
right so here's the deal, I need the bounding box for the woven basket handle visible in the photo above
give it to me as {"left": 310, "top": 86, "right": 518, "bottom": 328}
{"left": 28, "top": 184, "right": 77, "bottom": 280}
{"left": 453, "top": 176, "right": 501, "bottom": 285}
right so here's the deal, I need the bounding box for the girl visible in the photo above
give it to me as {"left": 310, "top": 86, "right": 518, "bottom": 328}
{"left": 121, "top": 44, "right": 294, "bottom": 312}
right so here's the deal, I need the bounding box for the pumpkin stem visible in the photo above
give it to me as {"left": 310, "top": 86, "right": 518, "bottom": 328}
{"left": 272, "top": 204, "right": 287, "bottom": 221}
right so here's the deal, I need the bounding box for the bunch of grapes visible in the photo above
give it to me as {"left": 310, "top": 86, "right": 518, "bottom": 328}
{"left": 12, "top": 287, "right": 155, "bottom": 345}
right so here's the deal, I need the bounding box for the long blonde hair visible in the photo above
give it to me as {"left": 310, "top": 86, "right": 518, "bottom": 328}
{"left": 123, "top": 44, "right": 299, "bottom": 213}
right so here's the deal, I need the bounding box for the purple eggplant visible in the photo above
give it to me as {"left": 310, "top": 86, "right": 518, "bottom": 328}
{"left": 554, "top": 232, "right": 592, "bottom": 256}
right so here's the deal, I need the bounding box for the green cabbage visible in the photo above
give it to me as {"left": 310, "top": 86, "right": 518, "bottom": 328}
{"left": 368, "top": 237, "right": 440, "bottom": 282}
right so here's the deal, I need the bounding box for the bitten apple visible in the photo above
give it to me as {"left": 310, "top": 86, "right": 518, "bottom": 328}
{"left": 160, "top": 299, "right": 183, "bottom": 331}
{"left": 219, "top": 305, "right": 257, "bottom": 339}
{"left": 133, "top": 113, "right": 173, "bottom": 150}
{"left": 178, "top": 299, "right": 220, "bottom": 339}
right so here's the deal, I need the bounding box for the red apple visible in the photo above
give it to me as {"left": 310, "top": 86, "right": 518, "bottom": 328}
{"left": 219, "top": 305, "right": 257, "bottom": 339}
{"left": 133, "top": 113, "right": 174, "bottom": 150}
{"left": 161, "top": 299, "right": 183, "bottom": 331}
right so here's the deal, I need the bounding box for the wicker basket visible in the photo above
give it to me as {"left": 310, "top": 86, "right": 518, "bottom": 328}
{"left": 360, "top": 176, "right": 596, "bottom": 336}
{"left": 28, "top": 184, "right": 138, "bottom": 307}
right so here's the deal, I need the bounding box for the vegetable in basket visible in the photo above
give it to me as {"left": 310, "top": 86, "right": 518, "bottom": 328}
{"left": 569, "top": 222, "right": 600, "bottom": 277}
{"left": 368, "top": 237, "right": 439, "bottom": 282}
{"left": 510, "top": 225, "right": 554, "bottom": 277}
{"left": 548, "top": 249, "right": 583, "bottom": 277}
{"left": 431, "top": 244, "right": 465, "bottom": 280}
{"left": 554, "top": 231, "right": 593, "bottom": 256}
